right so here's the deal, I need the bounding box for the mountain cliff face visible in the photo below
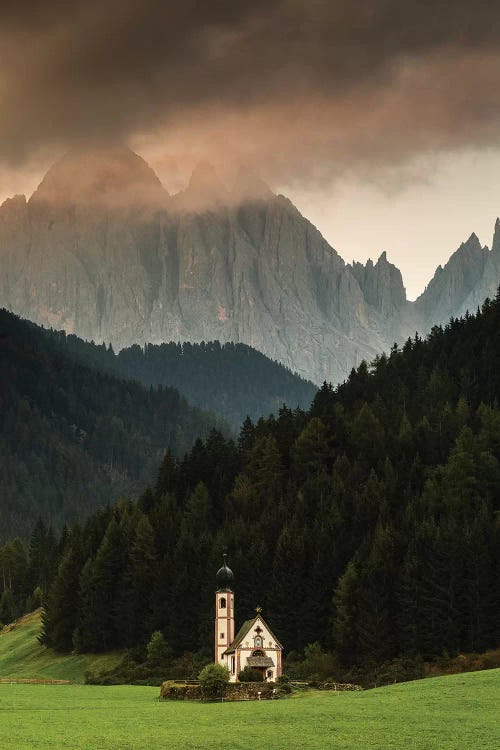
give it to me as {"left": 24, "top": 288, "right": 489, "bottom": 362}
{"left": 455, "top": 219, "right": 500, "bottom": 318}
{"left": 0, "top": 147, "right": 499, "bottom": 385}
{"left": 415, "top": 233, "right": 489, "bottom": 329}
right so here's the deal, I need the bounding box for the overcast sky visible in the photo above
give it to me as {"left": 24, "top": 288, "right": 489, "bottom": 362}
{"left": 1, "top": 1, "right": 500, "bottom": 298}
{"left": 283, "top": 149, "right": 500, "bottom": 300}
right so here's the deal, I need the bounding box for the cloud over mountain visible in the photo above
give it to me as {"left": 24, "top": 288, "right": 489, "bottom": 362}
{"left": 2, "top": 1, "right": 500, "bottom": 185}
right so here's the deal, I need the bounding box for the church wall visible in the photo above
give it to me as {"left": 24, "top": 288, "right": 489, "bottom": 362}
{"left": 233, "top": 618, "right": 282, "bottom": 682}
{"left": 214, "top": 565, "right": 282, "bottom": 684}
{"left": 238, "top": 617, "right": 278, "bottom": 651}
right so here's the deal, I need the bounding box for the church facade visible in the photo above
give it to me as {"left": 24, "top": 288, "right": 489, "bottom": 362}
{"left": 214, "top": 555, "right": 283, "bottom": 683}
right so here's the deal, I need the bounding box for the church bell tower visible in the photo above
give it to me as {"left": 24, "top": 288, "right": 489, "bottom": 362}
{"left": 215, "top": 554, "right": 235, "bottom": 665}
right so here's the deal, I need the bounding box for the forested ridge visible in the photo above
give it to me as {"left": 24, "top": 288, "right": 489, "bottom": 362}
{"left": 44, "top": 331, "right": 316, "bottom": 430}
{"left": 3, "top": 296, "right": 500, "bottom": 675}
{"left": 0, "top": 309, "right": 226, "bottom": 539}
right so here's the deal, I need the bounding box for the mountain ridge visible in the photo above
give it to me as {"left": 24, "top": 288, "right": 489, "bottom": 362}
{"left": 0, "top": 306, "right": 226, "bottom": 539}
{"left": 1, "top": 146, "right": 499, "bottom": 384}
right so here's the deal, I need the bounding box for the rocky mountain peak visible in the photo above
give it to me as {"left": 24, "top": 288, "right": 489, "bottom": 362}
{"left": 188, "top": 160, "right": 221, "bottom": 192}
{"left": 350, "top": 251, "right": 406, "bottom": 315}
{"left": 173, "top": 162, "right": 275, "bottom": 213}
{"left": 30, "top": 145, "right": 168, "bottom": 210}
{"left": 416, "top": 230, "right": 489, "bottom": 326}
{"left": 492, "top": 218, "right": 500, "bottom": 253}
{"left": 231, "top": 166, "right": 273, "bottom": 202}
{"left": 172, "top": 161, "right": 230, "bottom": 212}
{"left": 0, "top": 194, "right": 27, "bottom": 219}
{"left": 2, "top": 144, "right": 500, "bottom": 387}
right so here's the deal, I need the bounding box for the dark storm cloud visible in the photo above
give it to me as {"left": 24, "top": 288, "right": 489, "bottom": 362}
{"left": 1, "top": 1, "right": 500, "bottom": 181}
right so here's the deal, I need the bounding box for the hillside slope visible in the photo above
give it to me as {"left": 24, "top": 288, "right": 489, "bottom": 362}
{"left": 0, "top": 308, "right": 225, "bottom": 539}
{"left": 46, "top": 331, "right": 316, "bottom": 430}
{"left": 0, "top": 610, "right": 121, "bottom": 682}
{"left": 40, "top": 296, "right": 500, "bottom": 661}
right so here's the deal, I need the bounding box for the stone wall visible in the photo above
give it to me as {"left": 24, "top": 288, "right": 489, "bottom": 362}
{"left": 159, "top": 680, "right": 281, "bottom": 701}
{"left": 306, "top": 681, "right": 363, "bottom": 691}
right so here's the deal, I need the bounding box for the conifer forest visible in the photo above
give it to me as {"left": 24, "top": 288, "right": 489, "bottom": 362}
{"left": 3, "top": 295, "right": 500, "bottom": 672}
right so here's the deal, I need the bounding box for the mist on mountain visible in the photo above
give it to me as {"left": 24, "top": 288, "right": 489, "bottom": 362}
{"left": 1, "top": 146, "right": 499, "bottom": 385}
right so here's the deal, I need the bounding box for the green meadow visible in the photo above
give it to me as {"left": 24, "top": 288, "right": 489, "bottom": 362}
{"left": 1, "top": 612, "right": 498, "bottom": 749}
{"left": 0, "top": 611, "right": 121, "bottom": 683}
{"left": 0, "top": 669, "right": 498, "bottom": 750}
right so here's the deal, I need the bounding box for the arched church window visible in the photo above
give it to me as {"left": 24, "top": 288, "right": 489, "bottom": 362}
{"left": 254, "top": 635, "right": 263, "bottom": 648}
{"left": 219, "top": 597, "right": 226, "bottom": 609}
{"left": 252, "top": 648, "right": 265, "bottom": 657}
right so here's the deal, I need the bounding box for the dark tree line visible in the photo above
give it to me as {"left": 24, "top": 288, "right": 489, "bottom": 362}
{"left": 0, "top": 309, "right": 227, "bottom": 540}
{"left": 6, "top": 295, "right": 500, "bottom": 669}
{"left": 44, "top": 331, "right": 316, "bottom": 430}
{"left": 0, "top": 518, "right": 60, "bottom": 625}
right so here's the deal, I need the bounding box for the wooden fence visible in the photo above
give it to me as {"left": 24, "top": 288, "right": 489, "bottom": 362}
{"left": 0, "top": 678, "right": 72, "bottom": 685}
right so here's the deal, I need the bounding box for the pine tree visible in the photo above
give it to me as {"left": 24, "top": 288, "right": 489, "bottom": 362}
{"left": 332, "top": 561, "right": 360, "bottom": 665}
{"left": 156, "top": 450, "right": 178, "bottom": 497}
{"left": 40, "top": 527, "right": 83, "bottom": 650}
{"left": 122, "top": 514, "right": 157, "bottom": 646}
{"left": 0, "top": 589, "right": 16, "bottom": 625}
{"left": 146, "top": 630, "right": 172, "bottom": 668}
{"left": 268, "top": 520, "right": 308, "bottom": 651}
{"left": 73, "top": 518, "right": 128, "bottom": 652}
{"left": 349, "top": 403, "right": 385, "bottom": 469}
{"left": 292, "top": 417, "right": 330, "bottom": 484}
{"left": 355, "top": 524, "right": 397, "bottom": 663}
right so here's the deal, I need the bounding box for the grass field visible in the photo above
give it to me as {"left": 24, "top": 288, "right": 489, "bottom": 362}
{"left": 1, "top": 612, "right": 498, "bottom": 748}
{"left": 0, "top": 669, "right": 498, "bottom": 750}
{"left": 0, "top": 611, "right": 121, "bottom": 683}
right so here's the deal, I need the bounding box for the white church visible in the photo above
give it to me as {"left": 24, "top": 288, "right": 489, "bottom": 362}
{"left": 214, "top": 555, "right": 283, "bottom": 683}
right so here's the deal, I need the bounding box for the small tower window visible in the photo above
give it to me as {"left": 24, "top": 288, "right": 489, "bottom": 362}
{"left": 219, "top": 597, "right": 226, "bottom": 609}
{"left": 220, "top": 632, "right": 225, "bottom": 639}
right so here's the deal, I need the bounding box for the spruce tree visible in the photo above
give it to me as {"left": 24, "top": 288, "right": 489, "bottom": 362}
{"left": 332, "top": 561, "right": 360, "bottom": 665}
{"left": 40, "top": 527, "right": 83, "bottom": 651}
{"left": 122, "top": 514, "right": 157, "bottom": 646}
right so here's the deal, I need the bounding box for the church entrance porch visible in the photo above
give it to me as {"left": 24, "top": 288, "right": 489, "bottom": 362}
{"left": 246, "top": 654, "right": 275, "bottom": 681}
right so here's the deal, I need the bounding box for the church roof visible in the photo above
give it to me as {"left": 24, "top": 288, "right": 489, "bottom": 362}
{"left": 216, "top": 554, "right": 234, "bottom": 591}
{"left": 223, "top": 615, "right": 283, "bottom": 655}
{"left": 247, "top": 656, "right": 275, "bottom": 668}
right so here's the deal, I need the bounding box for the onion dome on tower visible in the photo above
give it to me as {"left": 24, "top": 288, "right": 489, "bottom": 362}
{"left": 216, "top": 554, "right": 234, "bottom": 591}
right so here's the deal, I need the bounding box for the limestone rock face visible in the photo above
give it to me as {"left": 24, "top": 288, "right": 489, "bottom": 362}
{"left": 1, "top": 147, "right": 500, "bottom": 386}
{"left": 351, "top": 252, "right": 406, "bottom": 317}
{"left": 415, "top": 233, "right": 489, "bottom": 328}
{"left": 456, "top": 219, "right": 500, "bottom": 316}
{"left": 142, "top": 193, "right": 390, "bottom": 383}
{"left": 0, "top": 148, "right": 397, "bottom": 384}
